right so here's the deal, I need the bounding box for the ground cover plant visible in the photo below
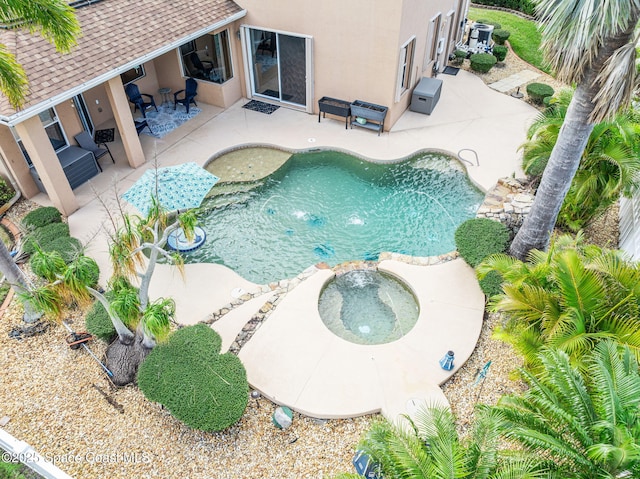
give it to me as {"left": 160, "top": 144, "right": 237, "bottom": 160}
{"left": 21, "top": 206, "right": 62, "bottom": 230}
{"left": 138, "top": 324, "right": 249, "bottom": 431}
{"left": 468, "top": 7, "right": 548, "bottom": 73}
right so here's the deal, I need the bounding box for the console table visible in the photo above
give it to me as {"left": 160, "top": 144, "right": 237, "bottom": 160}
{"left": 350, "top": 100, "right": 388, "bottom": 136}
{"left": 318, "top": 97, "right": 351, "bottom": 129}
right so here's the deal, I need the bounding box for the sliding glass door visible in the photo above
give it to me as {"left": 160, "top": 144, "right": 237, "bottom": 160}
{"left": 244, "top": 27, "right": 311, "bottom": 110}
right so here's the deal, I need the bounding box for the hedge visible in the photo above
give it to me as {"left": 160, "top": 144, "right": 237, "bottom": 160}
{"left": 138, "top": 324, "right": 249, "bottom": 432}
{"left": 526, "top": 82, "right": 555, "bottom": 104}
{"left": 86, "top": 299, "right": 117, "bottom": 342}
{"left": 469, "top": 53, "right": 497, "bottom": 73}
{"left": 23, "top": 222, "right": 70, "bottom": 255}
{"left": 492, "top": 29, "right": 511, "bottom": 45}
{"left": 473, "top": 0, "right": 535, "bottom": 16}
{"left": 492, "top": 45, "right": 508, "bottom": 62}
{"left": 22, "top": 206, "right": 62, "bottom": 230}
{"left": 454, "top": 218, "right": 510, "bottom": 268}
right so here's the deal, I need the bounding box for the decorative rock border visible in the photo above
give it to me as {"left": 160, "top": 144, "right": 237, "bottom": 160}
{"left": 476, "top": 177, "right": 534, "bottom": 236}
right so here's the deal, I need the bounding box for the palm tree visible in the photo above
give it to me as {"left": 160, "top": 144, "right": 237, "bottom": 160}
{"left": 486, "top": 341, "right": 640, "bottom": 478}
{"left": 478, "top": 233, "right": 640, "bottom": 371}
{"left": 521, "top": 90, "right": 640, "bottom": 232}
{"left": 0, "top": 0, "right": 80, "bottom": 108}
{"left": 509, "top": 0, "right": 640, "bottom": 260}
{"left": 0, "top": 0, "right": 79, "bottom": 321}
{"left": 333, "top": 404, "right": 553, "bottom": 479}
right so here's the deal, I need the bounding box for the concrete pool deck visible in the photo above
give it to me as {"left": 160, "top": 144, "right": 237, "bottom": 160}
{"left": 37, "top": 69, "right": 537, "bottom": 421}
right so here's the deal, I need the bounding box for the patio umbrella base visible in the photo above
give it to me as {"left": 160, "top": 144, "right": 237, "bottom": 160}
{"left": 167, "top": 226, "right": 206, "bottom": 252}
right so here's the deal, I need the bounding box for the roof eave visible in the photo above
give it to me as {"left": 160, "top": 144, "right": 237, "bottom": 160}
{"left": 0, "top": 9, "right": 247, "bottom": 127}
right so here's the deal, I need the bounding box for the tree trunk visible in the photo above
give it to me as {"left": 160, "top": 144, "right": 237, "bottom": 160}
{"left": 0, "top": 241, "right": 41, "bottom": 322}
{"left": 509, "top": 26, "right": 638, "bottom": 261}
{"left": 105, "top": 333, "right": 150, "bottom": 386}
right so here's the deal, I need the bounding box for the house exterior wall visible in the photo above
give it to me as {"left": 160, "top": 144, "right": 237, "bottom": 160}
{"left": 238, "top": 0, "right": 461, "bottom": 129}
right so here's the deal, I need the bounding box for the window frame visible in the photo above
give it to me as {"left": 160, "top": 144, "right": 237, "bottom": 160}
{"left": 396, "top": 36, "right": 416, "bottom": 102}
{"left": 120, "top": 65, "right": 146, "bottom": 86}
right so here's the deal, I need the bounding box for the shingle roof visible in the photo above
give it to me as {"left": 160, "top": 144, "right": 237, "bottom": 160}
{"left": 0, "top": 0, "right": 244, "bottom": 120}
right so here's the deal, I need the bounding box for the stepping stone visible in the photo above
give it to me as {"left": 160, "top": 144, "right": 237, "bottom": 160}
{"left": 489, "top": 69, "right": 541, "bottom": 92}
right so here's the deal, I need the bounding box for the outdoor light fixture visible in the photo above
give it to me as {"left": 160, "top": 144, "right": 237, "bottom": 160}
{"left": 439, "top": 350, "right": 455, "bottom": 371}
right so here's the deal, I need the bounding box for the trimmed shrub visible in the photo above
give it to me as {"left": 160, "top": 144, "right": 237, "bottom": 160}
{"left": 453, "top": 49, "right": 468, "bottom": 64}
{"left": 455, "top": 218, "right": 510, "bottom": 268}
{"left": 526, "top": 82, "right": 555, "bottom": 105}
{"left": 492, "top": 29, "right": 511, "bottom": 45}
{"left": 22, "top": 206, "right": 62, "bottom": 230}
{"left": 0, "top": 178, "right": 15, "bottom": 206}
{"left": 473, "top": 0, "right": 535, "bottom": 16}
{"left": 86, "top": 299, "right": 116, "bottom": 342}
{"left": 492, "top": 45, "right": 508, "bottom": 62}
{"left": 138, "top": 324, "right": 249, "bottom": 431}
{"left": 42, "top": 236, "right": 83, "bottom": 263}
{"left": 478, "top": 270, "right": 504, "bottom": 298}
{"left": 23, "top": 222, "right": 70, "bottom": 255}
{"left": 469, "top": 53, "right": 497, "bottom": 73}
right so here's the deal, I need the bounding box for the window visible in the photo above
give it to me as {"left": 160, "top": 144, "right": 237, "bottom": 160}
{"left": 396, "top": 37, "right": 416, "bottom": 101}
{"left": 179, "top": 30, "right": 233, "bottom": 84}
{"left": 120, "top": 65, "right": 145, "bottom": 85}
{"left": 13, "top": 107, "right": 68, "bottom": 166}
{"left": 425, "top": 13, "right": 442, "bottom": 69}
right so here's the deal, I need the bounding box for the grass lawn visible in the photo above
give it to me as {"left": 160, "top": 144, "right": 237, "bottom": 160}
{"left": 468, "top": 7, "right": 552, "bottom": 74}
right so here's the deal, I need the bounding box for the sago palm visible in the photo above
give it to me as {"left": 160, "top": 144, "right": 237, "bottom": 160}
{"left": 486, "top": 341, "right": 640, "bottom": 478}
{"left": 478, "top": 233, "right": 640, "bottom": 370}
{"left": 333, "top": 405, "right": 553, "bottom": 479}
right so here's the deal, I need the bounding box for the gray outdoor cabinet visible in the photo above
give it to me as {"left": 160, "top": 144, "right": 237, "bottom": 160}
{"left": 410, "top": 77, "right": 443, "bottom": 115}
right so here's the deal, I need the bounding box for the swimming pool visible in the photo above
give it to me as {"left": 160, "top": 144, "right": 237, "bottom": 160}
{"left": 191, "top": 149, "right": 483, "bottom": 284}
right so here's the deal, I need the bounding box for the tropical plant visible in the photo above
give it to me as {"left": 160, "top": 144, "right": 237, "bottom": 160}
{"left": 0, "top": 177, "right": 14, "bottom": 205}
{"left": 0, "top": 1, "right": 79, "bottom": 323}
{"left": 478, "top": 233, "right": 640, "bottom": 370}
{"left": 521, "top": 88, "right": 640, "bottom": 231}
{"left": 509, "top": 0, "right": 640, "bottom": 260}
{"left": 137, "top": 325, "right": 249, "bottom": 432}
{"left": 486, "top": 341, "right": 640, "bottom": 479}
{"left": 333, "top": 404, "right": 553, "bottom": 479}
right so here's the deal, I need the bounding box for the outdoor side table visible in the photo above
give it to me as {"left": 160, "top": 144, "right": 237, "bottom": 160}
{"left": 94, "top": 128, "right": 115, "bottom": 159}
{"left": 158, "top": 87, "right": 172, "bottom": 105}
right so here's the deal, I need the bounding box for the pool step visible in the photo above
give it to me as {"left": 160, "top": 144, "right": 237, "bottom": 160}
{"left": 206, "top": 181, "right": 263, "bottom": 198}
{"left": 201, "top": 191, "right": 255, "bottom": 210}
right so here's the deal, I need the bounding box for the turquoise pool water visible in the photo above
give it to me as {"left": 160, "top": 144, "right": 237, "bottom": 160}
{"left": 318, "top": 270, "right": 419, "bottom": 345}
{"left": 191, "top": 150, "right": 483, "bottom": 284}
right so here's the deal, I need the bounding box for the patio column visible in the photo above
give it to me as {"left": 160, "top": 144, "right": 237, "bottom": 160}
{"left": 105, "top": 77, "right": 145, "bottom": 168}
{"left": 14, "top": 117, "right": 78, "bottom": 216}
{"left": 0, "top": 125, "right": 39, "bottom": 198}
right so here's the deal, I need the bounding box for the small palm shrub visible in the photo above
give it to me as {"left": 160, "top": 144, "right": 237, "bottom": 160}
{"left": 138, "top": 324, "right": 249, "bottom": 431}
{"left": 492, "top": 29, "right": 511, "bottom": 45}
{"left": 526, "top": 82, "right": 554, "bottom": 105}
{"left": 23, "top": 222, "right": 70, "bottom": 254}
{"left": 455, "top": 218, "right": 510, "bottom": 268}
{"left": 22, "top": 206, "right": 62, "bottom": 230}
{"left": 85, "top": 299, "right": 116, "bottom": 342}
{"left": 469, "top": 53, "right": 497, "bottom": 73}
{"left": 0, "top": 178, "right": 15, "bottom": 206}
{"left": 492, "top": 45, "right": 508, "bottom": 62}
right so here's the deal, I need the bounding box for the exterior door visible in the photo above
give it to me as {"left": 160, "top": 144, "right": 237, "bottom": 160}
{"left": 242, "top": 27, "right": 312, "bottom": 111}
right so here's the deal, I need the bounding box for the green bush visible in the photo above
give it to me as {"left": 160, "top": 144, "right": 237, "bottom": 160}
{"left": 492, "top": 29, "right": 511, "bottom": 45}
{"left": 22, "top": 206, "right": 62, "bottom": 230}
{"left": 86, "top": 298, "right": 116, "bottom": 342}
{"left": 453, "top": 49, "right": 468, "bottom": 64}
{"left": 0, "top": 177, "right": 15, "bottom": 206}
{"left": 478, "top": 270, "right": 504, "bottom": 298}
{"left": 492, "top": 45, "right": 508, "bottom": 62}
{"left": 526, "top": 82, "right": 555, "bottom": 105}
{"left": 42, "top": 236, "right": 83, "bottom": 263}
{"left": 473, "top": 0, "right": 535, "bottom": 16}
{"left": 469, "top": 53, "right": 497, "bottom": 73}
{"left": 455, "top": 218, "right": 510, "bottom": 268}
{"left": 23, "top": 222, "right": 70, "bottom": 255}
{"left": 138, "top": 324, "right": 248, "bottom": 431}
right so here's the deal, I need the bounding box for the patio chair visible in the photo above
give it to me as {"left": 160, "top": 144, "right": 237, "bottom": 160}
{"left": 125, "top": 83, "right": 158, "bottom": 118}
{"left": 174, "top": 78, "right": 198, "bottom": 114}
{"left": 189, "top": 52, "right": 213, "bottom": 78}
{"left": 74, "top": 131, "right": 114, "bottom": 172}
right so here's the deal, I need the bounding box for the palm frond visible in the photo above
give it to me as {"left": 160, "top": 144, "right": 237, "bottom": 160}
{"left": 0, "top": 46, "right": 28, "bottom": 108}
